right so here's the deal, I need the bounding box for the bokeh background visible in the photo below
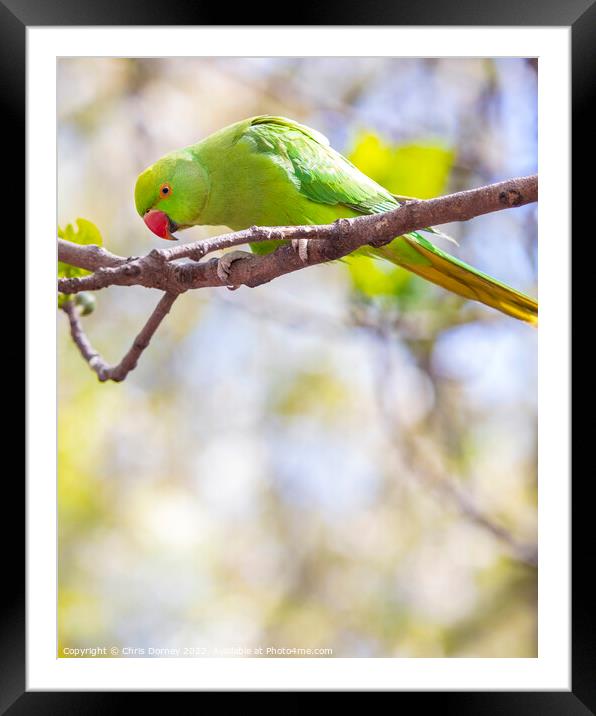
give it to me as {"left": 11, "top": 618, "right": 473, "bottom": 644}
{"left": 58, "top": 57, "right": 538, "bottom": 658}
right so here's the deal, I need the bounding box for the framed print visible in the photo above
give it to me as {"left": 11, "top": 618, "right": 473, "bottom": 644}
{"left": 10, "top": 0, "right": 587, "bottom": 708}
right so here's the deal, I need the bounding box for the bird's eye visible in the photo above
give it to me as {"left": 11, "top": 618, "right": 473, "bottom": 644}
{"left": 159, "top": 183, "right": 172, "bottom": 198}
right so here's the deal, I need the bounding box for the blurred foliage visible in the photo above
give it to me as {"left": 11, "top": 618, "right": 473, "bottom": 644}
{"left": 346, "top": 134, "right": 454, "bottom": 304}
{"left": 57, "top": 57, "right": 537, "bottom": 659}
{"left": 349, "top": 132, "right": 454, "bottom": 198}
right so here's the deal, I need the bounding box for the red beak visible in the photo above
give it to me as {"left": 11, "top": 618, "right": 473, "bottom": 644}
{"left": 143, "top": 209, "right": 177, "bottom": 241}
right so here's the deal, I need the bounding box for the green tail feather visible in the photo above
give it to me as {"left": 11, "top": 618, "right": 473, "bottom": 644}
{"left": 370, "top": 232, "right": 538, "bottom": 325}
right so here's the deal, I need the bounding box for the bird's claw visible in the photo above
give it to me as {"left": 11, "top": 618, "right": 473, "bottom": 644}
{"left": 291, "top": 238, "right": 309, "bottom": 263}
{"left": 216, "top": 250, "right": 253, "bottom": 290}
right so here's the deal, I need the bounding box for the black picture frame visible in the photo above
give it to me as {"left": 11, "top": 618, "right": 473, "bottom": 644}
{"left": 11, "top": 0, "right": 585, "bottom": 709}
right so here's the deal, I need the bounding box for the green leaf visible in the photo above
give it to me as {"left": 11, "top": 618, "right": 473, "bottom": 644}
{"left": 58, "top": 217, "right": 103, "bottom": 247}
{"left": 58, "top": 218, "right": 103, "bottom": 279}
{"left": 58, "top": 218, "right": 102, "bottom": 309}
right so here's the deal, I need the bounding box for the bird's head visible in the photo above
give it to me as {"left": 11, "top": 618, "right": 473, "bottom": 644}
{"left": 134, "top": 151, "right": 208, "bottom": 241}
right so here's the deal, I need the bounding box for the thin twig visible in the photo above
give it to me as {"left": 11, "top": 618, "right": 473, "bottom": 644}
{"left": 436, "top": 479, "right": 538, "bottom": 566}
{"left": 368, "top": 322, "right": 537, "bottom": 567}
{"left": 62, "top": 292, "right": 178, "bottom": 382}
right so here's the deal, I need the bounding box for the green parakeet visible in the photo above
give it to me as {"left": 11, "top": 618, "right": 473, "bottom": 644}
{"left": 134, "top": 115, "right": 537, "bottom": 324}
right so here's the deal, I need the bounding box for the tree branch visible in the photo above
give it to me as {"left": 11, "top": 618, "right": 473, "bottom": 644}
{"left": 62, "top": 292, "right": 178, "bottom": 382}
{"left": 58, "top": 241, "right": 126, "bottom": 272}
{"left": 58, "top": 174, "right": 537, "bottom": 296}
{"left": 58, "top": 174, "right": 537, "bottom": 381}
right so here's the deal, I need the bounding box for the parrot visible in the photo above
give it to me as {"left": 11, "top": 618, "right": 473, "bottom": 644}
{"left": 134, "top": 115, "right": 537, "bottom": 324}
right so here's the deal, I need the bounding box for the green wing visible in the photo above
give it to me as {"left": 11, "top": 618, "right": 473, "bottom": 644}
{"left": 243, "top": 117, "right": 538, "bottom": 325}
{"left": 246, "top": 116, "right": 399, "bottom": 214}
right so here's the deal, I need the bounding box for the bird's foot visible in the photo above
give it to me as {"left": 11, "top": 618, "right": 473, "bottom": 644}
{"left": 291, "top": 238, "right": 310, "bottom": 263}
{"left": 216, "top": 250, "right": 253, "bottom": 290}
